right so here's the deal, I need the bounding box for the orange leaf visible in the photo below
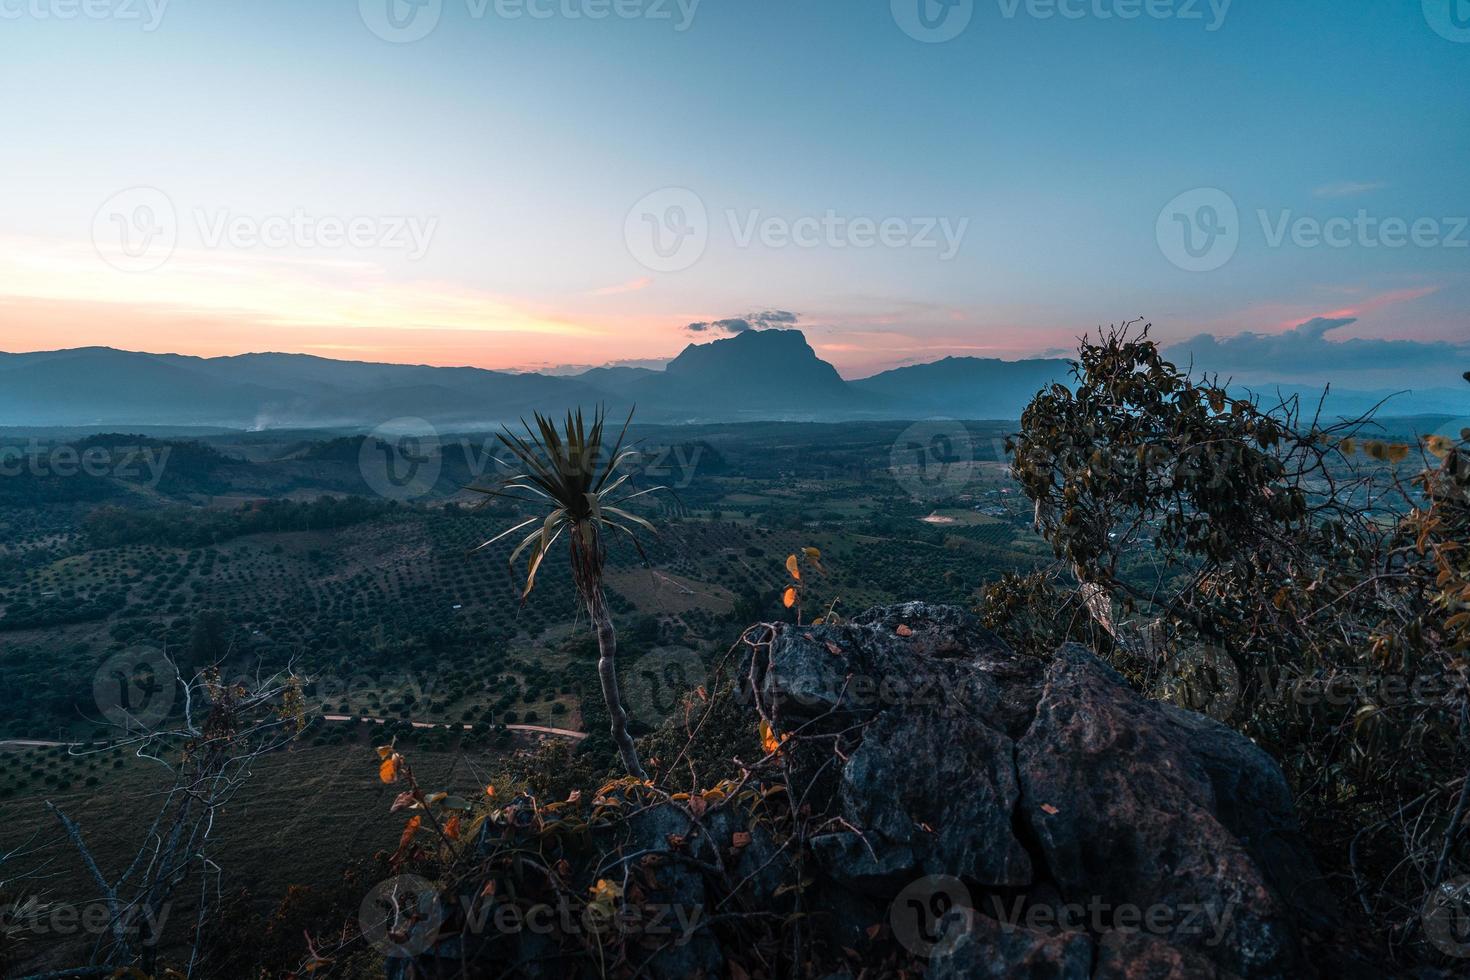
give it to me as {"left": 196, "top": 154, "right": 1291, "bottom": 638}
{"left": 782, "top": 586, "right": 798, "bottom": 609}
{"left": 444, "top": 814, "right": 462, "bottom": 840}
{"left": 1040, "top": 803, "right": 1060, "bottom": 815}
{"left": 399, "top": 815, "right": 422, "bottom": 850}
{"left": 785, "top": 555, "right": 801, "bottom": 580}
{"left": 759, "top": 719, "right": 788, "bottom": 756}
{"left": 484, "top": 784, "right": 496, "bottom": 797}
{"left": 896, "top": 624, "right": 913, "bottom": 637}
{"left": 379, "top": 756, "right": 400, "bottom": 784}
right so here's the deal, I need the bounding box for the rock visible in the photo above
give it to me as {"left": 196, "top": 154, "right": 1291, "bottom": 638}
{"left": 929, "top": 909, "right": 1093, "bottom": 979}
{"left": 1093, "top": 930, "right": 1219, "bottom": 980}
{"left": 758, "top": 608, "right": 1328, "bottom": 978}
{"left": 1016, "top": 645, "right": 1305, "bottom": 977}
{"left": 392, "top": 603, "right": 1332, "bottom": 979}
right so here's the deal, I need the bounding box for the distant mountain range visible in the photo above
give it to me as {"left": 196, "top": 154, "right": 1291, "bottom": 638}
{"left": 0, "top": 329, "right": 1459, "bottom": 430}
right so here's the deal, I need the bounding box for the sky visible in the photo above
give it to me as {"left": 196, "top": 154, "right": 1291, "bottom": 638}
{"left": 0, "top": 0, "right": 1466, "bottom": 386}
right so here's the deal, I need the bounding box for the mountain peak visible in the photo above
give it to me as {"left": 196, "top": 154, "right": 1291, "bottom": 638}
{"left": 661, "top": 329, "right": 850, "bottom": 411}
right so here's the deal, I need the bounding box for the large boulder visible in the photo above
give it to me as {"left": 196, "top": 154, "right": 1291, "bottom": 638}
{"left": 760, "top": 603, "right": 1329, "bottom": 978}
{"left": 392, "top": 603, "right": 1335, "bottom": 979}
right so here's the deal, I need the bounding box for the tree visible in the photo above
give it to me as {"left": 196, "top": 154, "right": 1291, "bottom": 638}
{"left": 1000, "top": 322, "right": 1470, "bottom": 965}
{"left": 470, "top": 408, "right": 664, "bottom": 778}
{"left": 1006, "top": 320, "right": 1379, "bottom": 679}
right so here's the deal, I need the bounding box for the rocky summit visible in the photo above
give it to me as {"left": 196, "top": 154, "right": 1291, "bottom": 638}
{"left": 398, "top": 603, "right": 1343, "bottom": 979}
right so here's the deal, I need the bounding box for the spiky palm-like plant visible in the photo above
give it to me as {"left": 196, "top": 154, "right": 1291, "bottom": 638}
{"left": 470, "top": 407, "right": 661, "bottom": 779}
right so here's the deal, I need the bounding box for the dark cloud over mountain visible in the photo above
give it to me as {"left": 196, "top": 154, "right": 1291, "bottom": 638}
{"left": 1163, "top": 318, "right": 1470, "bottom": 386}
{"left": 686, "top": 310, "right": 799, "bottom": 334}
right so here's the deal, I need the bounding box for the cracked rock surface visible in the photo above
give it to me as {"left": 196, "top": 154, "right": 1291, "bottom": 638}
{"left": 764, "top": 603, "right": 1333, "bottom": 979}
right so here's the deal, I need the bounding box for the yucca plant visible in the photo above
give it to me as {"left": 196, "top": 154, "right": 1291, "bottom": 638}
{"left": 469, "top": 407, "right": 662, "bottom": 778}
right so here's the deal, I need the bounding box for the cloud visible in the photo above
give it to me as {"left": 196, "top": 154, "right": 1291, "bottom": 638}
{"left": 591, "top": 277, "right": 652, "bottom": 296}
{"left": 1163, "top": 317, "right": 1470, "bottom": 386}
{"left": 1313, "top": 181, "right": 1387, "bottom": 198}
{"left": 686, "top": 310, "right": 799, "bottom": 334}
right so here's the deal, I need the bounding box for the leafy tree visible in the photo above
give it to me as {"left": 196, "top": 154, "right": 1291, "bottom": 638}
{"left": 470, "top": 408, "right": 664, "bottom": 778}
{"left": 1001, "top": 322, "right": 1470, "bottom": 963}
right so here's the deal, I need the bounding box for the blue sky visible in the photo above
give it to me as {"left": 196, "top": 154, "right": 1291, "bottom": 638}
{"left": 0, "top": 0, "right": 1466, "bottom": 386}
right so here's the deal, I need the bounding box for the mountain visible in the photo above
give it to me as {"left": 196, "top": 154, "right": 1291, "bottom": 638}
{"left": 570, "top": 366, "right": 661, "bottom": 398}
{"left": 851, "top": 356, "right": 1072, "bottom": 419}
{"left": 0, "top": 348, "right": 297, "bottom": 426}
{"left": 629, "top": 329, "right": 869, "bottom": 419}
{"left": 0, "top": 348, "right": 597, "bottom": 429}
{"left": 0, "top": 330, "right": 1456, "bottom": 430}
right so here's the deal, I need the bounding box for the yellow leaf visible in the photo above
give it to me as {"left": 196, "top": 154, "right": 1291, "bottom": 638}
{"left": 802, "top": 547, "right": 821, "bottom": 560}
{"left": 786, "top": 555, "right": 801, "bottom": 580}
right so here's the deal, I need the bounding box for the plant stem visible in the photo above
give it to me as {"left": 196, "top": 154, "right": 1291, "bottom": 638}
{"left": 590, "top": 587, "right": 647, "bottom": 779}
